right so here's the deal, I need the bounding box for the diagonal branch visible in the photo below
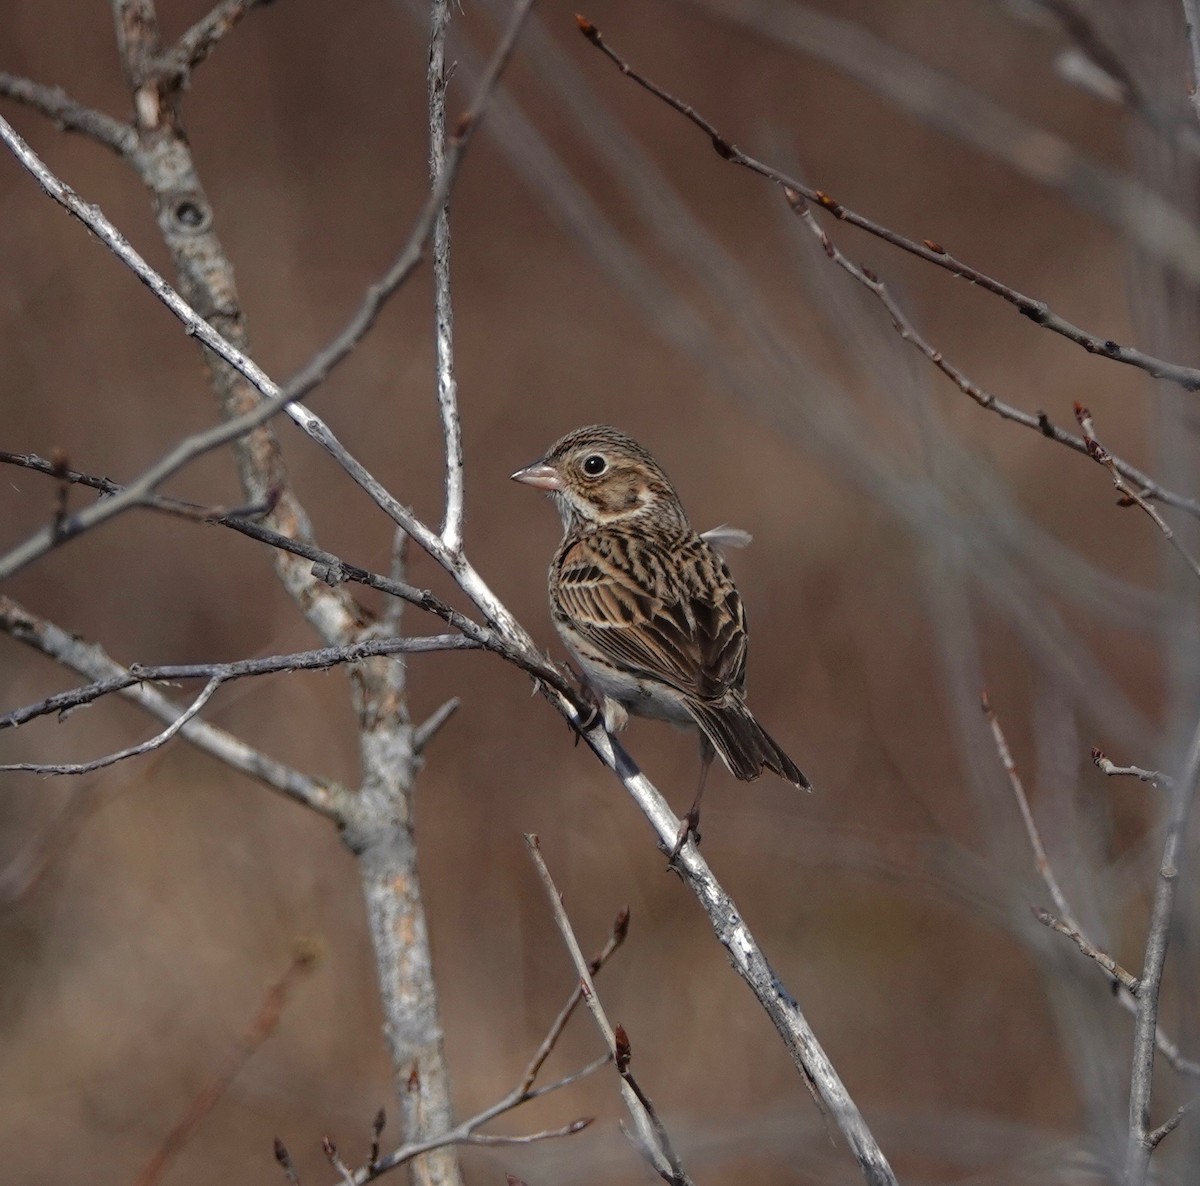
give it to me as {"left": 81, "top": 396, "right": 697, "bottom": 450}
{"left": 281, "top": 0, "right": 539, "bottom": 405}
{"left": 154, "top": 0, "right": 271, "bottom": 89}
{"left": 1073, "top": 403, "right": 1200, "bottom": 582}
{"left": 0, "top": 72, "right": 135, "bottom": 153}
{"left": 1, "top": 635, "right": 480, "bottom": 731}
{"left": 527, "top": 835, "right": 694, "bottom": 1186}
{"left": 0, "top": 594, "right": 342, "bottom": 816}
{"left": 778, "top": 188, "right": 1200, "bottom": 521}
{"left": 0, "top": 0, "right": 536, "bottom": 581}
{"left": 680, "top": 0, "right": 1200, "bottom": 274}
{"left": 574, "top": 14, "right": 1200, "bottom": 393}
{"left": 135, "top": 943, "right": 319, "bottom": 1186}
{"left": 1, "top": 676, "right": 222, "bottom": 775}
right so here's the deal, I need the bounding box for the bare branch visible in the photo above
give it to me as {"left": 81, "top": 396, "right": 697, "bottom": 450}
{"left": 1032, "top": 906, "right": 1140, "bottom": 994}
{"left": 155, "top": 0, "right": 271, "bottom": 88}
{"left": 979, "top": 695, "right": 1200, "bottom": 1086}
{"left": 1, "top": 676, "right": 221, "bottom": 776}
{"left": 429, "top": 0, "right": 465, "bottom": 552}
{"left": 0, "top": 72, "right": 135, "bottom": 153}
{"left": 357, "top": 1022, "right": 606, "bottom": 1182}
{"left": 526, "top": 835, "right": 694, "bottom": 1186}
{"left": 680, "top": 0, "right": 1200, "bottom": 275}
{"left": 294, "top": 898, "right": 624, "bottom": 1184}
{"left": 518, "top": 905, "right": 629, "bottom": 1095}
{"left": 412, "top": 697, "right": 461, "bottom": 755}
{"left": 574, "top": 14, "right": 1200, "bottom": 392}
{"left": 1093, "top": 748, "right": 1173, "bottom": 790}
{"left": 1124, "top": 719, "right": 1200, "bottom": 1182}
{"left": 1147, "top": 1095, "right": 1198, "bottom": 1150}
{"left": 280, "top": 0, "right": 539, "bottom": 404}
{"left": 134, "top": 944, "right": 319, "bottom": 1186}
{"left": 0, "top": 0, "right": 538, "bottom": 578}
{"left": 0, "top": 448, "right": 280, "bottom": 523}
{"left": 778, "top": 189, "right": 1200, "bottom": 521}
{"left": 464, "top": 1118, "right": 593, "bottom": 1146}
{"left": 1, "top": 635, "right": 479, "bottom": 731}
{"left": 0, "top": 595, "right": 341, "bottom": 816}
{"left": 981, "top": 692, "right": 1077, "bottom": 925}
{"left": 321, "top": 1138, "right": 356, "bottom": 1186}
{"left": 1074, "top": 403, "right": 1200, "bottom": 582}
{"left": 0, "top": 111, "right": 307, "bottom": 579}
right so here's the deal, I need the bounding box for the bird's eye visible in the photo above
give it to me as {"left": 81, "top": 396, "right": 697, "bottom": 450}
{"left": 582, "top": 454, "right": 607, "bottom": 477}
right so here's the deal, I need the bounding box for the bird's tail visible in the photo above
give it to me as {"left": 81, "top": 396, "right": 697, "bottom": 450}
{"left": 687, "top": 697, "right": 810, "bottom": 788}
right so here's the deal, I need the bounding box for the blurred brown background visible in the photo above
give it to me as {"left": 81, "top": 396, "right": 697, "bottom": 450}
{"left": 3, "top": 1, "right": 1199, "bottom": 1182}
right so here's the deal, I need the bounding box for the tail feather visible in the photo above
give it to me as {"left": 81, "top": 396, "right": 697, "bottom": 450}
{"left": 687, "top": 697, "right": 810, "bottom": 788}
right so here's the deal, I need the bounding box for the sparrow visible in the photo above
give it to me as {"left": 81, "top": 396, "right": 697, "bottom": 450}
{"left": 512, "top": 425, "right": 809, "bottom": 857}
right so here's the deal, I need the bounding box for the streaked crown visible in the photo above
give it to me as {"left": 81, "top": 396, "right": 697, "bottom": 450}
{"left": 512, "top": 425, "right": 688, "bottom": 531}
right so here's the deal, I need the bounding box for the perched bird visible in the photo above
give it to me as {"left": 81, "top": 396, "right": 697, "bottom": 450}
{"left": 511, "top": 424, "right": 809, "bottom": 856}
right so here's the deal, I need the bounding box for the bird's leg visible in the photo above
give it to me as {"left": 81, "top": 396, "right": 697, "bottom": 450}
{"left": 670, "top": 738, "right": 714, "bottom": 863}
{"left": 562, "top": 664, "right": 604, "bottom": 736}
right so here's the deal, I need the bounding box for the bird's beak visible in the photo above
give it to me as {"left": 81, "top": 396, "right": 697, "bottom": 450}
{"left": 510, "top": 461, "right": 563, "bottom": 491}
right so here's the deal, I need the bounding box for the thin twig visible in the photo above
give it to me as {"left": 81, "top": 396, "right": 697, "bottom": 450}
{"left": 0, "top": 447, "right": 279, "bottom": 520}
{"left": 981, "top": 692, "right": 1076, "bottom": 924}
{"left": 679, "top": 0, "right": 1200, "bottom": 273}
{"left": 322, "top": 1138, "right": 356, "bottom": 1186}
{"left": 315, "top": 801, "right": 621, "bottom": 1186}
{"left": 359, "top": 1027, "right": 603, "bottom": 1181}
{"left": 429, "top": 0, "right": 466, "bottom": 552}
{"left": 412, "top": 697, "right": 461, "bottom": 754}
{"left": 519, "top": 905, "right": 629, "bottom": 1094}
{"left": 0, "top": 677, "right": 221, "bottom": 775}
{"left": 1146, "top": 1095, "right": 1198, "bottom": 1150}
{"left": 778, "top": 189, "right": 1200, "bottom": 521}
{"left": 0, "top": 0, "right": 536, "bottom": 579}
{"left": 367, "top": 1109, "right": 386, "bottom": 1174}
{"left": 1124, "top": 718, "right": 1200, "bottom": 1182}
{"left": 0, "top": 594, "right": 341, "bottom": 816}
{"left": 978, "top": 695, "right": 1200, "bottom": 1077}
{"left": 1, "top": 635, "right": 478, "bottom": 731}
{"left": 280, "top": 0, "right": 539, "bottom": 404}
{"left": 574, "top": 14, "right": 1200, "bottom": 392}
{"left": 1074, "top": 403, "right": 1200, "bottom": 582}
{"left": 0, "top": 73, "right": 135, "bottom": 153}
{"left": 1093, "top": 748, "right": 1173, "bottom": 790}
{"left": 525, "top": 835, "right": 693, "bottom": 1186}
{"left": 134, "top": 944, "right": 319, "bottom": 1186}
{"left": 1033, "top": 907, "right": 1140, "bottom": 994}
{"left": 155, "top": 0, "right": 269, "bottom": 88}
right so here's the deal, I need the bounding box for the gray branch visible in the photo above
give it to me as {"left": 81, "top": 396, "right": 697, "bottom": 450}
{"left": 527, "top": 835, "right": 694, "bottom": 1186}
{"left": 576, "top": 16, "right": 1200, "bottom": 392}
{"left": 0, "top": 594, "right": 341, "bottom": 816}
{"left": 0, "top": 72, "right": 135, "bottom": 153}
{"left": 1, "top": 635, "right": 478, "bottom": 731}
{"left": 1, "top": 676, "right": 221, "bottom": 775}
{"left": 428, "top": 0, "right": 465, "bottom": 552}
{"left": 1124, "top": 720, "right": 1200, "bottom": 1182}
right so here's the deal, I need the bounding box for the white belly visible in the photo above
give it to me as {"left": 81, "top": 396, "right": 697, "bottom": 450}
{"left": 558, "top": 626, "right": 694, "bottom": 729}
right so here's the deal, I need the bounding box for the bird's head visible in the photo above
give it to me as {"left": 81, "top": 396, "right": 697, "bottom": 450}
{"left": 511, "top": 425, "right": 687, "bottom": 532}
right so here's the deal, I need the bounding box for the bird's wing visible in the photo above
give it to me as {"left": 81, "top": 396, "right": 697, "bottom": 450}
{"left": 554, "top": 531, "right": 747, "bottom": 701}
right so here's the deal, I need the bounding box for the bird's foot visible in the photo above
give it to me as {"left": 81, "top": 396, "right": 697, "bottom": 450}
{"left": 573, "top": 684, "right": 604, "bottom": 734}
{"left": 667, "top": 809, "right": 701, "bottom": 867}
